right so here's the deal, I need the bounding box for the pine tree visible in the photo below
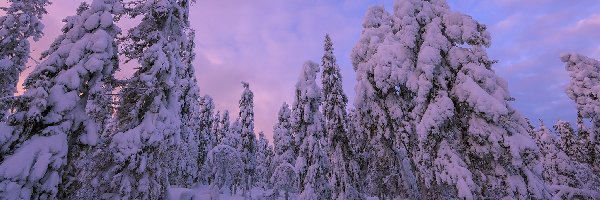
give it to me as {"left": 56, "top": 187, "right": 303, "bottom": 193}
{"left": 292, "top": 61, "right": 332, "bottom": 200}
{"left": 218, "top": 110, "right": 231, "bottom": 145}
{"left": 533, "top": 121, "right": 600, "bottom": 198}
{"left": 0, "top": 0, "right": 121, "bottom": 198}
{"left": 238, "top": 82, "right": 257, "bottom": 196}
{"left": 224, "top": 118, "right": 242, "bottom": 149}
{"left": 554, "top": 120, "right": 578, "bottom": 158}
{"left": 255, "top": 131, "right": 273, "bottom": 189}
{"left": 562, "top": 53, "right": 600, "bottom": 171}
{"left": 0, "top": 0, "right": 50, "bottom": 120}
{"left": 198, "top": 95, "right": 216, "bottom": 168}
{"left": 270, "top": 162, "right": 297, "bottom": 200}
{"left": 201, "top": 144, "right": 243, "bottom": 196}
{"left": 351, "top": 1, "right": 549, "bottom": 199}
{"left": 272, "top": 102, "right": 296, "bottom": 168}
{"left": 169, "top": 28, "right": 202, "bottom": 187}
{"left": 320, "top": 34, "right": 363, "bottom": 200}
{"left": 108, "top": 0, "right": 193, "bottom": 198}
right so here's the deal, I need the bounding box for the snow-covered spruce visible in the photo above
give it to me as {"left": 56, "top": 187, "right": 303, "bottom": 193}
{"left": 350, "top": 0, "right": 549, "bottom": 199}
{"left": 238, "top": 82, "right": 257, "bottom": 197}
{"left": 270, "top": 162, "right": 298, "bottom": 200}
{"left": 562, "top": 53, "right": 600, "bottom": 171}
{"left": 321, "top": 34, "right": 364, "bottom": 200}
{"left": 217, "top": 110, "right": 231, "bottom": 145}
{"left": 255, "top": 131, "right": 274, "bottom": 189}
{"left": 168, "top": 29, "right": 202, "bottom": 188}
{"left": 0, "top": 0, "right": 49, "bottom": 120}
{"left": 272, "top": 102, "right": 296, "bottom": 170}
{"left": 292, "top": 61, "right": 332, "bottom": 200}
{"left": 201, "top": 144, "right": 243, "bottom": 196}
{"left": 532, "top": 121, "right": 600, "bottom": 199}
{"left": 197, "top": 95, "right": 216, "bottom": 173}
{"left": 107, "top": 0, "right": 194, "bottom": 198}
{"left": 0, "top": 0, "right": 122, "bottom": 199}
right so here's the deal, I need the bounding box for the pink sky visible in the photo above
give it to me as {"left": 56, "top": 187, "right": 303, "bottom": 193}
{"left": 7, "top": 0, "right": 600, "bottom": 140}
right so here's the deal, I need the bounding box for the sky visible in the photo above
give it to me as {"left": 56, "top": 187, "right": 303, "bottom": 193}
{"left": 7, "top": 0, "right": 600, "bottom": 141}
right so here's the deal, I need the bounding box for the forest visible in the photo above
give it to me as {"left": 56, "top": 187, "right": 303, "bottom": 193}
{"left": 0, "top": 0, "right": 599, "bottom": 199}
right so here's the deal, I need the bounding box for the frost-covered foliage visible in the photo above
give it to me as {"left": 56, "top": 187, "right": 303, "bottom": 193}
{"left": 238, "top": 82, "right": 257, "bottom": 195}
{"left": 321, "top": 34, "right": 363, "bottom": 200}
{"left": 272, "top": 103, "right": 296, "bottom": 169}
{"left": 350, "top": 0, "right": 549, "bottom": 199}
{"left": 0, "top": 0, "right": 122, "bottom": 199}
{"left": 0, "top": 0, "right": 49, "bottom": 120}
{"left": 198, "top": 95, "right": 216, "bottom": 169}
{"left": 554, "top": 120, "right": 578, "bottom": 158}
{"left": 217, "top": 110, "right": 231, "bottom": 145}
{"left": 224, "top": 118, "right": 242, "bottom": 149}
{"left": 201, "top": 145, "right": 243, "bottom": 196}
{"left": 533, "top": 122, "right": 600, "bottom": 199}
{"left": 108, "top": 0, "right": 194, "bottom": 198}
{"left": 270, "top": 162, "right": 297, "bottom": 200}
{"left": 255, "top": 131, "right": 274, "bottom": 189}
{"left": 292, "top": 61, "right": 332, "bottom": 200}
{"left": 168, "top": 29, "right": 201, "bottom": 187}
{"left": 562, "top": 54, "right": 600, "bottom": 170}
{"left": 563, "top": 54, "right": 600, "bottom": 125}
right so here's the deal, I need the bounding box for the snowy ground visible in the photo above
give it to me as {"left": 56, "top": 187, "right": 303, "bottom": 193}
{"left": 168, "top": 185, "right": 384, "bottom": 200}
{"left": 168, "top": 185, "right": 285, "bottom": 200}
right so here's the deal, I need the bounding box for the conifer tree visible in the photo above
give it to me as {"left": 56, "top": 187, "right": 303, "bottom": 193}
{"left": 0, "top": 0, "right": 121, "bottom": 198}
{"left": 272, "top": 102, "right": 295, "bottom": 168}
{"left": 255, "top": 131, "right": 273, "bottom": 189}
{"left": 562, "top": 53, "right": 600, "bottom": 171}
{"left": 321, "top": 34, "right": 363, "bottom": 200}
{"left": 292, "top": 61, "right": 332, "bottom": 200}
{"left": 108, "top": 0, "right": 194, "bottom": 198}
{"left": 351, "top": 0, "right": 549, "bottom": 198}
{"left": 238, "top": 82, "right": 257, "bottom": 196}
{"left": 198, "top": 95, "right": 216, "bottom": 168}
{"left": 0, "top": 0, "right": 50, "bottom": 120}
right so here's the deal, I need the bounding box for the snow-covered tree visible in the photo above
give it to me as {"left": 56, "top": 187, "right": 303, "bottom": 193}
{"left": 554, "top": 120, "right": 578, "bottom": 158}
{"left": 350, "top": 1, "right": 549, "bottom": 199}
{"left": 270, "top": 162, "right": 297, "bottom": 200}
{"left": 562, "top": 53, "right": 600, "bottom": 170}
{"left": 224, "top": 118, "right": 242, "bottom": 149}
{"left": 0, "top": 0, "right": 49, "bottom": 120}
{"left": 292, "top": 61, "right": 332, "bottom": 200}
{"left": 212, "top": 110, "right": 221, "bottom": 144}
{"left": 533, "top": 121, "right": 600, "bottom": 198}
{"left": 198, "top": 95, "right": 216, "bottom": 168}
{"left": 217, "top": 110, "right": 231, "bottom": 145}
{"left": 238, "top": 82, "right": 257, "bottom": 195}
{"left": 272, "top": 102, "right": 296, "bottom": 168}
{"left": 168, "top": 28, "right": 201, "bottom": 187}
{"left": 255, "top": 131, "right": 273, "bottom": 189}
{"left": 0, "top": 0, "right": 122, "bottom": 199}
{"left": 321, "top": 34, "right": 363, "bottom": 200}
{"left": 201, "top": 144, "right": 243, "bottom": 196}
{"left": 108, "top": 0, "right": 193, "bottom": 198}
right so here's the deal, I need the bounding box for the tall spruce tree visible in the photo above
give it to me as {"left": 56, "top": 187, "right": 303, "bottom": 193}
{"left": 0, "top": 0, "right": 50, "bottom": 120}
{"left": 238, "top": 82, "right": 257, "bottom": 196}
{"left": 0, "top": 0, "right": 121, "bottom": 198}
{"left": 320, "top": 34, "right": 363, "bottom": 200}
{"left": 272, "top": 102, "right": 295, "bottom": 168}
{"left": 562, "top": 53, "right": 600, "bottom": 171}
{"left": 108, "top": 0, "right": 194, "bottom": 198}
{"left": 292, "top": 61, "right": 332, "bottom": 200}
{"left": 198, "top": 95, "right": 216, "bottom": 168}
{"left": 351, "top": 0, "right": 549, "bottom": 199}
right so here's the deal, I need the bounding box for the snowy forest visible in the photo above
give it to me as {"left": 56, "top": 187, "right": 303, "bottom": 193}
{"left": 0, "top": 0, "right": 599, "bottom": 199}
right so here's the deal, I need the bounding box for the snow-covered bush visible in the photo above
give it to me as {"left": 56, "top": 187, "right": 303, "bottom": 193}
{"left": 201, "top": 145, "right": 243, "bottom": 195}
{"left": 270, "top": 162, "right": 297, "bottom": 200}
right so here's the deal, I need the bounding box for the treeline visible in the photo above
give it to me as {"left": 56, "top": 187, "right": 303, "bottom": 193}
{"left": 0, "top": 0, "right": 599, "bottom": 200}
